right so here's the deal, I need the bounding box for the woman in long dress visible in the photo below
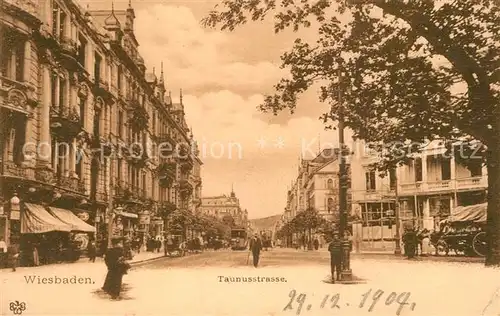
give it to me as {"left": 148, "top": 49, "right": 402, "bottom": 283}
{"left": 102, "top": 238, "right": 128, "bottom": 299}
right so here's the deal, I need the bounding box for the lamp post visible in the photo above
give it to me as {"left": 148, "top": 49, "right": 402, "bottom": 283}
{"left": 394, "top": 170, "right": 402, "bottom": 255}
{"left": 337, "top": 67, "right": 353, "bottom": 281}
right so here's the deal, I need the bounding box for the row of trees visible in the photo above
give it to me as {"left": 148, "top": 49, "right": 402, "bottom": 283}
{"left": 277, "top": 208, "right": 332, "bottom": 245}
{"left": 157, "top": 202, "right": 232, "bottom": 240}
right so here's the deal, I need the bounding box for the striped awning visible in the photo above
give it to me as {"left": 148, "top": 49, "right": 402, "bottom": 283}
{"left": 48, "top": 207, "right": 96, "bottom": 233}
{"left": 22, "top": 203, "right": 72, "bottom": 234}
{"left": 449, "top": 203, "right": 487, "bottom": 223}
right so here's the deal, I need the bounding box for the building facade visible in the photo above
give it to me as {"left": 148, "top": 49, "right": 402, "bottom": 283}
{"left": 284, "top": 149, "right": 347, "bottom": 222}
{"left": 350, "top": 140, "right": 487, "bottom": 251}
{"left": 199, "top": 189, "right": 248, "bottom": 227}
{"left": 0, "top": 0, "right": 202, "bottom": 258}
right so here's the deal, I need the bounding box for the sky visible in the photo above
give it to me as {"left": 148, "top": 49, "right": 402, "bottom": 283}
{"left": 80, "top": 0, "right": 351, "bottom": 219}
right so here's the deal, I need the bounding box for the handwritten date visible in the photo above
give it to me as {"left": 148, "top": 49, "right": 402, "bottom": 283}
{"left": 283, "top": 288, "right": 416, "bottom": 315}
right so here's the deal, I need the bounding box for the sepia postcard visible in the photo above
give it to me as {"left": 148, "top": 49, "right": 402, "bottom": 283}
{"left": 1, "top": 0, "right": 499, "bottom": 315}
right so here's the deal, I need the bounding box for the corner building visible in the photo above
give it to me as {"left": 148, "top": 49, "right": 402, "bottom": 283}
{"left": 0, "top": 0, "right": 202, "bottom": 265}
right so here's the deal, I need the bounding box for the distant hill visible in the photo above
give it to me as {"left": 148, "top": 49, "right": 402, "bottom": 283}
{"left": 249, "top": 214, "right": 281, "bottom": 232}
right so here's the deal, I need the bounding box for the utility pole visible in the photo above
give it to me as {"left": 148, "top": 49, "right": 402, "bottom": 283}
{"left": 337, "top": 67, "right": 353, "bottom": 281}
{"left": 107, "top": 157, "right": 114, "bottom": 248}
{"left": 394, "top": 169, "right": 402, "bottom": 255}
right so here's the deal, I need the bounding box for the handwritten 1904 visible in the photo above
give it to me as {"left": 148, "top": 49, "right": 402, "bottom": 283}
{"left": 283, "top": 288, "right": 417, "bottom": 316}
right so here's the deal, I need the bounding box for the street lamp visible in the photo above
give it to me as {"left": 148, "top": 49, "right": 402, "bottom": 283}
{"left": 337, "top": 67, "right": 353, "bottom": 282}
{"left": 10, "top": 193, "right": 21, "bottom": 218}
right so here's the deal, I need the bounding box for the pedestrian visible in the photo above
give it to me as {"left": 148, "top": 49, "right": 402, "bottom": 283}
{"left": 7, "top": 237, "right": 20, "bottom": 272}
{"left": 102, "top": 238, "right": 129, "bottom": 300}
{"left": 248, "top": 233, "right": 263, "bottom": 268}
{"left": 88, "top": 241, "right": 97, "bottom": 263}
{"left": 165, "top": 234, "right": 174, "bottom": 256}
{"left": 313, "top": 238, "right": 319, "bottom": 250}
{"left": 328, "top": 231, "right": 342, "bottom": 283}
{"left": 402, "top": 227, "right": 418, "bottom": 259}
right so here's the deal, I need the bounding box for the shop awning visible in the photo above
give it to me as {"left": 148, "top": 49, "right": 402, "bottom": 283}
{"left": 22, "top": 203, "right": 72, "bottom": 234}
{"left": 116, "top": 210, "right": 138, "bottom": 218}
{"left": 48, "top": 207, "right": 96, "bottom": 233}
{"left": 449, "top": 203, "right": 487, "bottom": 223}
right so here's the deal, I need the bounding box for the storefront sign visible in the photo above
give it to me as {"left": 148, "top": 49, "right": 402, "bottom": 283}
{"left": 77, "top": 211, "right": 90, "bottom": 222}
{"left": 73, "top": 233, "right": 89, "bottom": 250}
{"left": 152, "top": 219, "right": 163, "bottom": 225}
{"left": 138, "top": 214, "right": 151, "bottom": 225}
{"left": 10, "top": 210, "right": 20, "bottom": 220}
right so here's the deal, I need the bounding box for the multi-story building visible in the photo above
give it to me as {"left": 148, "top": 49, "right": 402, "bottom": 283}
{"left": 285, "top": 149, "right": 347, "bottom": 221}
{"left": 0, "top": 0, "right": 202, "bottom": 258}
{"left": 199, "top": 189, "right": 248, "bottom": 227}
{"left": 350, "top": 140, "right": 487, "bottom": 251}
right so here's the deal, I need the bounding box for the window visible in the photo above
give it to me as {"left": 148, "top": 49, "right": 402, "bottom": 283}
{"left": 59, "top": 77, "right": 66, "bottom": 108}
{"left": 77, "top": 34, "right": 86, "bottom": 67}
{"left": 327, "top": 179, "right": 334, "bottom": 189}
{"left": 389, "top": 168, "right": 397, "bottom": 190}
{"left": 79, "top": 97, "right": 85, "bottom": 124}
{"left": 75, "top": 148, "right": 83, "bottom": 178}
{"left": 117, "top": 66, "right": 122, "bottom": 94}
{"left": 93, "top": 109, "right": 101, "bottom": 138}
{"left": 117, "top": 159, "right": 122, "bottom": 182}
{"left": 117, "top": 110, "right": 123, "bottom": 137}
{"left": 51, "top": 72, "right": 58, "bottom": 106}
{"left": 0, "top": 32, "right": 25, "bottom": 82}
{"left": 59, "top": 11, "right": 66, "bottom": 39}
{"left": 415, "top": 158, "right": 422, "bottom": 182}
{"left": 469, "top": 161, "right": 483, "bottom": 177}
{"left": 94, "top": 52, "right": 101, "bottom": 83}
{"left": 52, "top": 2, "right": 58, "bottom": 36}
{"left": 441, "top": 157, "right": 451, "bottom": 180}
{"left": 327, "top": 198, "right": 334, "bottom": 213}
{"left": 365, "top": 170, "right": 376, "bottom": 191}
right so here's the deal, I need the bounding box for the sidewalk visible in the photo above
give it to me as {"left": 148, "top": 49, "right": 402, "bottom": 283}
{"left": 0, "top": 250, "right": 165, "bottom": 272}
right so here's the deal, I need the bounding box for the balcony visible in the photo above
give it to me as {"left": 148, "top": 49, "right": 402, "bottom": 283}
{"left": 55, "top": 175, "right": 85, "bottom": 195}
{"left": 156, "top": 134, "right": 176, "bottom": 156}
{"left": 157, "top": 162, "right": 176, "bottom": 188}
{"left": 90, "top": 136, "right": 113, "bottom": 157}
{"left": 58, "top": 37, "right": 80, "bottom": 71}
{"left": 0, "top": 75, "right": 36, "bottom": 112}
{"left": 456, "top": 177, "right": 487, "bottom": 190}
{"left": 5, "top": 0, "right": 37, "bottom": 16}
{"left": 399, "top": 177, "right": 487, "bottom": 195}
{"left": 124, "top": 142, "right": 148, "bottom": 167}
{"left": 179, "top": 179, "right": 193, "bottom": 198}
{"left": 427, "top": 180, "right": 452, "bottom": 191}
{"left": 2, "top": 161, "right": 35, "bottom": 180}
{"left": 95, "top": 188, "right": 108, "bottom": 202}
{"left": 50, "top": 106, "right": 82, "bottom": 140}
{"left": 93, "top": 77, "right": 112, "bottom": 100}
{"left": 114, "top": 180, "right": 146, "bottom": 203}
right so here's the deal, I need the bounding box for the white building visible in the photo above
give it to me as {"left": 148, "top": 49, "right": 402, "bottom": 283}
{"left": 351, "top": 140, "right": 487, "bottom": 251}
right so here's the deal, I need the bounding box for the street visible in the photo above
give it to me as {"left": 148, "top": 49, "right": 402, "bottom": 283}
{"left": 1, "top": 249, "right": 499, "bottom": 316}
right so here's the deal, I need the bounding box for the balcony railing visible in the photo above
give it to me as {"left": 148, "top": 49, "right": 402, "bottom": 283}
{"left": 2, "top": 161, "right": 35, "bottom": 180}
{"left": 114, "top": 180, "right": 146, "bottom": 201}
{"left": 5, "top": 0, "right": 37, "bottom": 16}
{"left": 456, "top": 176, "right": 487, "bottom": 189}
{"left": 398, "top": 177, "right": 487, "bottom": 195}
{"left": 56, "top": 175, "right": 85, "bottom": 194}
{"left": 50, "top": 106, "right": 82, "bottom": 139}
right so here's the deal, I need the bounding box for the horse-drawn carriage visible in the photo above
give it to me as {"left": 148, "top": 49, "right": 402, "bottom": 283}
{"left": 430, "top": 203, "right": 488, "bottom": 257}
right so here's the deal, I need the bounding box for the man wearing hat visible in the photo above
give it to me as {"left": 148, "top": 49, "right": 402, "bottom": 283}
{"left": 248, "top": 233, "right": 263, "bottom": 267}
{"left": 328, "top": 231, "right": 342, "bottom": 283}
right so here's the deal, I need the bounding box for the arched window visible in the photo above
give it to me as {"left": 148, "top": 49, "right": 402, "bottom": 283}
{"left": 327, "top": 179, "right": 334, "bottom": 189}
{"left": 327, "top": 198, "right": 334, "bottom": 213}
